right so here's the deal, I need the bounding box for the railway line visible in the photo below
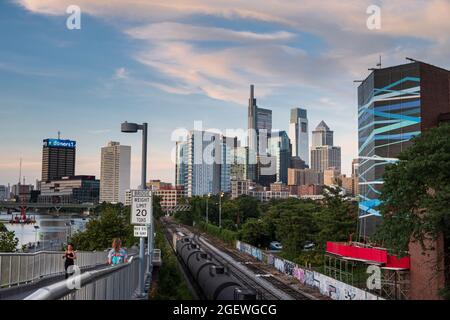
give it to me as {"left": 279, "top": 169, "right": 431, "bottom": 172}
{"left": 161, "top": 217, "right": 315, "bottom": 301}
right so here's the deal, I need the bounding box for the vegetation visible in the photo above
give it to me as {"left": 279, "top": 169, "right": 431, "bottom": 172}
{"left": 375, "top": 123, "right": 450, "bottom": 256}
{"left": 175, "top": 186, "right": 358, "bottom": 268}
{"left": 373, "top": 124, "right": 450, "bottom": 298}
{"left": 72, "top": 203, "right": 136, "bottom": 250}
{"left": 152, "top": 221, "right": 193, "bottom": 300}
{"left": 197, "top": 221, "right": 238, "bottom": 245}
{"left": 0, "top": 222, "right": 19, "bottom": 252}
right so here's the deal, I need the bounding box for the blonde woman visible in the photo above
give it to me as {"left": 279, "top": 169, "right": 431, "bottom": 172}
{"left": 107, "top": 238, "right": 128, "bottom": 265}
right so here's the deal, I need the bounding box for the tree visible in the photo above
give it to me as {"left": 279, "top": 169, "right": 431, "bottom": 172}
{"left": 240, "top": 218, "right": 271, "bottom": 248}
{"left": 374, "top": 123, "right": 450, "bottom": 255}
{"left": 0, "top": 223, "right": 19, "bottom": 252}
{"left": 273, "top": 201, "right": 318, "bottom": 257}
{"left": 315, "top": 186, "right": 358, "bottom": 249}
{"left": 72, "top": 204, "right": 135, "bottom": 250}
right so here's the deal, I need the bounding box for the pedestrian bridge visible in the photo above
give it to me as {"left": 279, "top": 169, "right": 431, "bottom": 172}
{"left": 0, "top": 248, "right": 161, "bottom": 300}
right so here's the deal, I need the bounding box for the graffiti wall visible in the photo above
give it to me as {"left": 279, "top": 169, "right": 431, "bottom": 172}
{"left": 235, "top": 241, "right": 383, "bottom": 301}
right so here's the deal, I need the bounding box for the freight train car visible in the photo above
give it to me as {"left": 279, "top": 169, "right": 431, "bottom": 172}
{"left": 176, "top": 236, "right": 256, "bottom": 300}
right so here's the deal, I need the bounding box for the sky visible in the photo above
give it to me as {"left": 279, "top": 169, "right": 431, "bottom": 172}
{"left": 0, "top": 0, "right": 449, "bottom": 188}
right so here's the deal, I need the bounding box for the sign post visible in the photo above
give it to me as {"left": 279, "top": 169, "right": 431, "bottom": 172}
{"left": 131, "top": 189, "right": 152, "bottom": 297}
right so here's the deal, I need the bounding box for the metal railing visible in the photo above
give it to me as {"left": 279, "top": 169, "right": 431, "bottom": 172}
{"left": 24, "top": 256, "right": 142, "bottom": 300}
{"left": 0, "top": 250, "right": 108, "bottom": 288}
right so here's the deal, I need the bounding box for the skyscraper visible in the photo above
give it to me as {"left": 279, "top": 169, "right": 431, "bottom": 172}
{"left": 268, "top": 131, "right": 292, "bottom": 184}
{"left": 247, "top": 84, "right": 273, "bottom": 182}
{"left": 310, "top": 121, "right": 341, "bottom": 172}
{"left": 186, "top": 130, "right": 221, "bottom": 197}
{"left": 247, "top": 85, "right": 257, "bottom": 181}
{"left": 288, "top": 108, "right": 309, "bottom": 165}
{"left": 42, "top": 138, "right": 76, "bottom": 181}
{"left": 220, "top": 136, "right": 238, "bottom": 193}
{"left": 312, "top": 121, "right": 333, "bottom": 147}
{"left": 175, "top": 140, "right": 188, "bottom": 186}
{"left": 99, "top": 141, "right": 131, "bottom": 204}
{"left": 230, "top": 146, "right": 248, "bottom": 181}
{"left": 357, "top": 61, "right": 450, "bottom": 236}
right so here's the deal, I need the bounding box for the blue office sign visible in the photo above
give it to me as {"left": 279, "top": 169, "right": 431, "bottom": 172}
{"left": 43, "top": 139, "right": 76, "bottom": 149}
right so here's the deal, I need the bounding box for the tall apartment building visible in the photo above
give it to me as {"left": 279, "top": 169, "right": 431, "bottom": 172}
{"left": 310, "top": 121, "right": 341, "bottom": 172}
{"left": 175, "top": 140, "right": 188, "bottom": 186}
{"left": 358, "top": 61, "right": 450, "bottom": 300}
{"left": 42, "top": 138, "right": 76, "bottom": 181}
{"left": 268, "top": 131, "right": 292, "bottom": 184}
{"left": 221, "top": 137, "right": 238, "bottom": 193}
{"left": 288, "top": 108, "right": 309, "bottom": 165}
{"left": 99, "top": 141, "right": 131, "bottom": 204}
{"left": 186, "top": 130, "right": 221, "bottom": 197}
{"left": 358, "top": 61, "right": 450, "bottom": 235}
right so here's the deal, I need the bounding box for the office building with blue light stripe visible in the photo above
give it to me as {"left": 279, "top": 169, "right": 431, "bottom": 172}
{"left": 357, "top": 61, "right": 450, "bottom": 238}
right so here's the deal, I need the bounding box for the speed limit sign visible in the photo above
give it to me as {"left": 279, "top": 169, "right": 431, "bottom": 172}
{"left": 131, "top": 190, "right": 152, "bottom": 225}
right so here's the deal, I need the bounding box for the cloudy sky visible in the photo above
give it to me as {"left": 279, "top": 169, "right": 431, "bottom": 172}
{"left": 0, "top": 0, "right": 449, "bottom": 188}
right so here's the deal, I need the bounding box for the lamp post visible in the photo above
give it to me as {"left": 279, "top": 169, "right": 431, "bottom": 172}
{"left": 219, "top": 192, "right": 224, "bottom": 228}
{"left": 206, "top": 193, "right": 211, "bottom": 224}
{"left": 121, "top": 121, "right": 149, "bottom": 297}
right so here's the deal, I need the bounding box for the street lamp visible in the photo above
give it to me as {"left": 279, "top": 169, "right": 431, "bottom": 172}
{"left": 206, "top": 193, "right": 211, "bottom": 225}
{"left": 121, "top": 121, "right": 149, "bottom": 297}
{"left": 219, "top": 192, "right": 224, "bottom": 228}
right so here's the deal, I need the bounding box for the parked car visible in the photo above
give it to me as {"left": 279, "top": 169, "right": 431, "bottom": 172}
{"left": 269, "top": 241, "right": 283, "bottom": 250}
{"left": 303, "top": 241, "right": 315, "bottom": 251}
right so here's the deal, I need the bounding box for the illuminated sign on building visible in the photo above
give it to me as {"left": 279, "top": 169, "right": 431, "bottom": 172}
{"left": 43, "top": 139, "right": 76, "bottom": 149}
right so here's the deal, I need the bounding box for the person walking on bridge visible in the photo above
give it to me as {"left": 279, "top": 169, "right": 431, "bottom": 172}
{"left": 108, "top": 238, "right": 128, "bottom": 265}
{"left": 63, "top": 243, "right": 77, "bottom": 279}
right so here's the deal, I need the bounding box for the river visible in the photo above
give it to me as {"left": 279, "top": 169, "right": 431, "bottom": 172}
{"left": 0, "top": 211, "right": 89, "bottom": 250}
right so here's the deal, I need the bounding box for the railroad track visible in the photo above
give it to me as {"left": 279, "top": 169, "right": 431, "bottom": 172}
{"left": 161, "top": 218, "right": 313, "bottom": 300}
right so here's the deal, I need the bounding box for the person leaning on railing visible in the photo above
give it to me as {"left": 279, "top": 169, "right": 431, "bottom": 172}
{"left": 107, "top": 238, "right": 128, "bottom": 265}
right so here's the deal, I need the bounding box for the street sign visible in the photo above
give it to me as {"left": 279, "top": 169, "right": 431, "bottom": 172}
{"left": 134, "top": 225, "right": 148, "bottom": 237}
{"left": 131, "top": 189, "right": 152, "bottom": 225}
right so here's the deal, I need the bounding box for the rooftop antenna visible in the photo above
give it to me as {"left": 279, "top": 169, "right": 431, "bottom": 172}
{"left": 18, "top": 158, "right": 22, "bottom": 186}
{"left": 377, "top": 55, "right": 382, "bottom": 69}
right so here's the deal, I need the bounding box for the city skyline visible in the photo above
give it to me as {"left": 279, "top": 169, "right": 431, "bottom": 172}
{"left": 1, "top": 1, "right": 450, "bottom": 187}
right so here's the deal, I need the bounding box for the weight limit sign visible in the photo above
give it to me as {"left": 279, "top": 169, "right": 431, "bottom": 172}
{"left": 131, "top": 189, "right": 152, "bottom": 225}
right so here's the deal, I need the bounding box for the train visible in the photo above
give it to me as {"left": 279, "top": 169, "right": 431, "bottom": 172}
{"left": 175, "top": 233, "right": 256, "bottom": 300}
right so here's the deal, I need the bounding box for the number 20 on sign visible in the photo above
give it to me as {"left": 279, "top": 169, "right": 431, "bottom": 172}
{"left": 131, "top": 190, "right": 152, "bottom": 225}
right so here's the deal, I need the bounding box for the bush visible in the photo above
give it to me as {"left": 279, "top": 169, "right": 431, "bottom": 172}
{"left": 197, "top": 221, "right": 238, "bottom": 245}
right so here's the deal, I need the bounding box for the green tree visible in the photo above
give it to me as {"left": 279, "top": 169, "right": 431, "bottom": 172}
{"left": 374, "top": 124, "right": 450, "bottom": 255}
{"left": 315, "top": 186, "right": 358, "bottom": 249}
{"left": 274, "top": 201, "right": 318, "bottom": 257}
{"left": 72, "top": 204, "right": 135, "bottom": 250}
{"left": 0, "top": 222, "right": 19, "bottom": 252}
{"left": 240, "top": 218, "right": 271, "bottom": 248}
